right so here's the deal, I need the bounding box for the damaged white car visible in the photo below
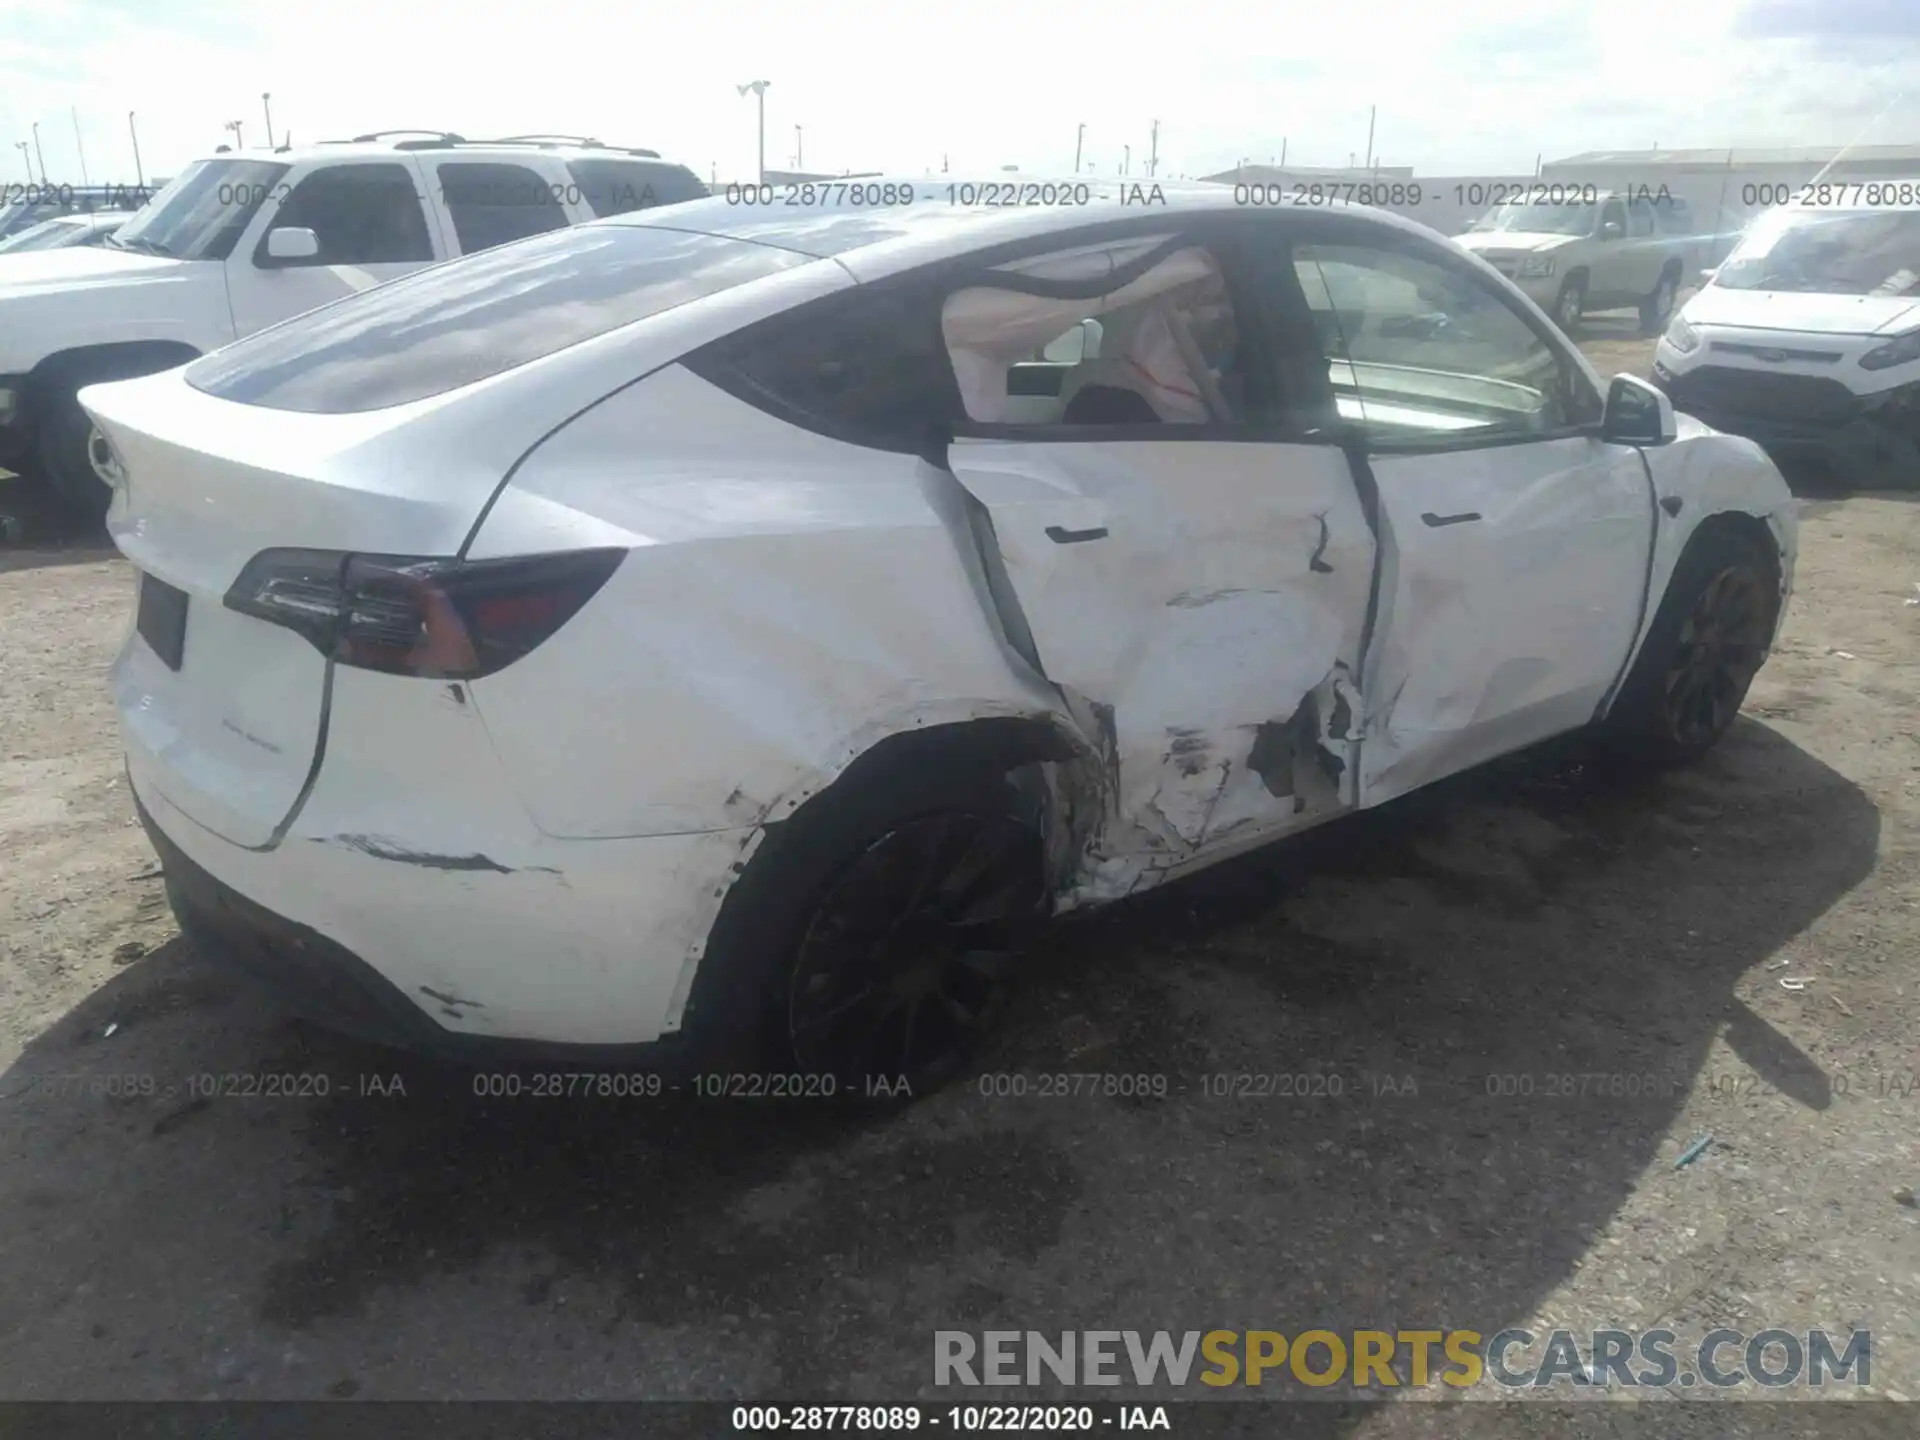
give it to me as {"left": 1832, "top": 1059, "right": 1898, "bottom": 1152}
{"left": 85, "top": 185, "right": 1798, "bottom": 1096}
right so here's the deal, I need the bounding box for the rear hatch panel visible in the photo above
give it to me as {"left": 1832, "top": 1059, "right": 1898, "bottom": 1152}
{"left": 88, "top": 374, "right": 494, "bottom": 849}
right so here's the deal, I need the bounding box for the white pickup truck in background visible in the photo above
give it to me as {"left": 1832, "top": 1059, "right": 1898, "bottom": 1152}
{"left": 0, "top": 132, "right": 706, "bottom": 524}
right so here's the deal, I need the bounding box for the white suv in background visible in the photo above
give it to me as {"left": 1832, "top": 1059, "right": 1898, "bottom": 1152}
{"left": 1653, "top": 194, "right": 1920, "bottom": 487}
{"left": 0, "top": 132, "right": 706, "bottom": 521}
{"left": 1456, "top": 191, "right": 1694, "bottom": 336}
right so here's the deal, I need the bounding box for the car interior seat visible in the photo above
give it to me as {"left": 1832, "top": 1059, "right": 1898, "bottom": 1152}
{"left": 1055, "top": 304, "right": 1181, "bottom": 424}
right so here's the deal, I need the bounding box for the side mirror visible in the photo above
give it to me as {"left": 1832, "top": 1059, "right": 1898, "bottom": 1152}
{"left": 1601, "top": 373, "right": 1677, "bottom": 446}
{"left": 1599, "top": 220, "right": 1625, "bottom": 241}
{"left": 262, "top": 226, "right": 319, "bottom": 264}
{"left": 1698, "top": 267, "right": 1718, "bottom": 285}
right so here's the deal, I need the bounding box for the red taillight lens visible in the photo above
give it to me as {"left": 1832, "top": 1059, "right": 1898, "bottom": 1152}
{"left": 225, "top": 547, "right": 626, "bottom": 678}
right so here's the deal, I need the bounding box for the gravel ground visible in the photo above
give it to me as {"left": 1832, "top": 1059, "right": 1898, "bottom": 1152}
{"left": 1, "top": 323, "right": 1916, "bottom": 1434}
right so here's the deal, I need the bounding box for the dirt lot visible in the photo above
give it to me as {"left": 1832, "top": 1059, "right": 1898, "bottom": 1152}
{"left": 1, "top": 320, "right": 1917, "bottom": 1431}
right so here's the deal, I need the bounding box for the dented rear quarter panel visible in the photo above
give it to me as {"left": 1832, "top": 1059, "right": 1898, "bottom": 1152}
{"left": 130, "top": 664, "right": 761, "bottom": 1046}
{"left": 464, "top": 363, "right": 1066, "bottom": 841}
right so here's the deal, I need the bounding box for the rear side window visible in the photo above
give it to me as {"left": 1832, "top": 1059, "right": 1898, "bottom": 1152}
{"left": 1656, "top": 199, "right": 1694, "bottom": 235}
{"left": 256, "top": 163, "right": 433, "bottom": 265}
{"left": 568, "top": 159, "right": 707, "bottom": 216}
{"left": 693, "top": 283, "right": 965, "bottom": 447}
{"left": 185, "top": 224, "right": 813, "bottom": 414}
{"left": 437, "top": 162, "right": 569, "bottom": 253}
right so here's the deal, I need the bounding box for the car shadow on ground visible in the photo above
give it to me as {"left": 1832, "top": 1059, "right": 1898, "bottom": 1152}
{"left": 0, "top": 720, "right": 1882, "bottom": 1426}
{"left": 0, "top": 542, "right": 119, "bottom": 576}
{"left": 0, "top": 474, "right": 110, "bottom": 571}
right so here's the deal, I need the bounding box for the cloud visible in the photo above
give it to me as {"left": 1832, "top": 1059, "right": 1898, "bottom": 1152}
{"left": 1735, "top": 0, "right": 1920, "bottom": 40}
{"left": 0, "top": 0, "right": 1913, "bottom": 187}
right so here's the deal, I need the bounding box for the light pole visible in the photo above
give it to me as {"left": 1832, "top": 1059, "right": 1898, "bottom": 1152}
{"left": 32, "top": 122, "right": 45, "bottom": 182}
{"left": 224, "top": 119, "right": 244, "bottom": 150}
{"left": 71, "top": 107, "right": 89, "bottom": 187}
{"left": 1074, "top": 123, "right": 1085, "bottom": 173}
{"left": 795, "top": 124, "right": 803, "bottom": 171}
{"left": 262, "top": 93, "right": 275, "bottom": 149}
{"left": 736, "top": 80, "right": 770, "bottom": 185}
{"left": 14, "top": 140, "right": 31, "bottom": 183}
{"left": 1123, "top": 143, "right": 1131, "bottom": 176}
{"left": 1148, "top": 120, "right": 1158, "bottom": 177}
{"left": 128, "top": 112, "right": 144, "bottom": 187}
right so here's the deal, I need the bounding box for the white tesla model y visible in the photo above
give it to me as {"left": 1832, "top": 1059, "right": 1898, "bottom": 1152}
{"left": 85, "top": 181, "right": 1798, "bottom": 1097}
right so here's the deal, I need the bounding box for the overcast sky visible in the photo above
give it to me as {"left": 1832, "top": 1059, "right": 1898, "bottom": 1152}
{"left": 0, "top": 0, "right": 1914, "bottom": 186}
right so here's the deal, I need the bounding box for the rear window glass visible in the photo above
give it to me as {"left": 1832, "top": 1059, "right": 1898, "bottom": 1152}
{"left": 437, "top": 161, "right": 569, "bottom": 253}
{"left": 185, "top": 224, "right": 813, "bottom": 414}
{"left": 569, "top": 159, "right": 707, "bottom": 216}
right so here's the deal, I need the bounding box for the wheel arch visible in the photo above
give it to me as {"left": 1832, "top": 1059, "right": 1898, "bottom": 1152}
{"left": 667, "top": 710, "right": 1106, "bottom": 1061}
{"left": 767, "top": 711, "right": 1102, "bottom": 879}
{"left": 27, "top": 340, "right": 202, "bottom": 398}
{"left": 1684, "top": 508, "right": 1783, "bottom": 587}
{"left": 1597, "top": 504, "right": 1787, "bottom": 723}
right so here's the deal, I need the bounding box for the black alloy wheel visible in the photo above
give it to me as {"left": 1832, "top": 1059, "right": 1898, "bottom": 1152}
{"left": 785, "top": 811, "right": 1045, "bottom": 1095}
{"left": 1660, "top": 563, "right": 1773, "bottom": 750}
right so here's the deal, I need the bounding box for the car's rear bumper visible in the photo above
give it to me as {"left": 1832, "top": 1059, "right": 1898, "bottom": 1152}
{"left": 127, "top": 737, "right": 764, "bottom": 1062}
{"left": 142, "top": 786, "right": 460, "bottom": 1054}
{"left": 1651, "top": 363, "right": 1920, "bottom": 481}
{"left": 138, "top": 783, "right": 763, "bottom": 1068}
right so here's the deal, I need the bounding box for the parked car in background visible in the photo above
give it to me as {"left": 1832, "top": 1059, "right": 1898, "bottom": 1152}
{"left": 0, "top": 184, "right": 151, "bottom": 241}
{"left": 1455, "top": 190, "right": 1695, "bottom": 336}
{"left": 83, "top": 184, "right": 1796, "bottom": 1099}
{"left": 0, "top": 133, "right": 706, "bottom": 522}
{"left": 0, "top": 211, "right": 134, "bottom": 255}
{"left": 1653, "top": 195, "right": 1920, "bottom": 487}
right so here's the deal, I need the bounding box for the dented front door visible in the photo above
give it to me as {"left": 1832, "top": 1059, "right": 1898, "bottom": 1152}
{"left": 1355, "top": 436, "right": 1651, "bottom": 806}
{"left": 946, "top": 436, "right": 1374, "bottom": 867}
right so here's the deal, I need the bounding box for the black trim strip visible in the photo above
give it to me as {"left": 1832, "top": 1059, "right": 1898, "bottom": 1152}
{"left": 1045, "top": 525, "right": 1108, "bottom": 544}
{"left": 954, "top": 232, "right": 1191, "bottom": 303}
{"left": 954, "top": 420, "right": 1336, "bottom": 446}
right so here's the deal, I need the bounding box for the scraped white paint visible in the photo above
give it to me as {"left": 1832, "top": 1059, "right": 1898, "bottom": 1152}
{"left": 947, "top": 432, "right": 1375, "bottom": 864}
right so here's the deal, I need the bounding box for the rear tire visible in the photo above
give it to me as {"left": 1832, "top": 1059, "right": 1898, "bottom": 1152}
{"left": 1552, "top": 276, "right": 1586, "bottom": 335}
{"left": 1598, "top": 526, "right": 1780, "bottom": 769}
{"left": 36, "top": 384, "right": 116, "bottom": 525}
{"left": 34, "top": 355, "right": 174, "bottom": 526}
{"left": 681, "top": 760, "right": 1050, "bottom": 1105}
{"left": 1639, "top": 267, "right": 1680, "bottom": 336}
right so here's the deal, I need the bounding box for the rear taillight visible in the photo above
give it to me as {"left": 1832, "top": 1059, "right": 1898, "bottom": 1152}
{"left": 225, "top": 548, "right": 626, "bottom": 679}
